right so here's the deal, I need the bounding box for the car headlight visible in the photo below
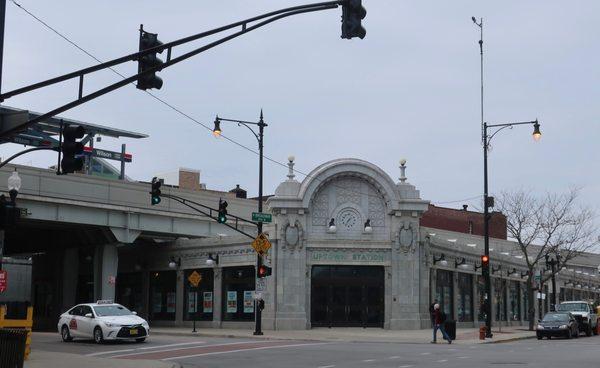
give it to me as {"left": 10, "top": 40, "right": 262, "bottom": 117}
{"left": 559, "top": 325, "right": 568, "bottom": 329}
{"left": 581, "top": 313, "right": 589, "bottom": 319}
{"left": 103, "top": 322, "right": 121, "bottom": 328}
{"left": 537, "top": 325, "right": 544, "bottom": 330}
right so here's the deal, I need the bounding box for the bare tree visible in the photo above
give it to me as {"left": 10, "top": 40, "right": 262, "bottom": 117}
{"left": 496, "top": 188, "right": 598, "bottom": 330}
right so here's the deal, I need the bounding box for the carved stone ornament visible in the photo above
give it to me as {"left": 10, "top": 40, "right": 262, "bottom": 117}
{"left": 282, "top": 221, "right": 304, "bottom": 252}
{"left": 398, "top": 221, "right": 416, "bottom": 253}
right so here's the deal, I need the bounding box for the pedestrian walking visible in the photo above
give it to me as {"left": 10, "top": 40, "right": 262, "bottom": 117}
{"left": 429, "top": 299, "right": 438, "bottom": 327}
{"left": 431, "top": 303, "right": 451, "bottom": 344}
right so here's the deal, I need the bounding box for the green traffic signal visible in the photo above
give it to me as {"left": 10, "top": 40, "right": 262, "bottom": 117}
{"left": 217, "top": 199, "right": 228, "bottom": 223}
{"left": 150, "top": 177, "right": 162, "bottom": 206}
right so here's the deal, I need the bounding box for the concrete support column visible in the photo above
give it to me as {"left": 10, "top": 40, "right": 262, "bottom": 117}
{"left": 93, "top": 243, "right": 119, "bottom": 301}
{"left": 175, "top": 269, "right": 184, "bottom": 324}
{"left": 212, "top": 267, "right": 222, "bottom": 328}
{"left": 141, "top": 271, "right": 150, "bottom": 320}
{"left": 62, "top": 248, "right": 78, "bottom": 308}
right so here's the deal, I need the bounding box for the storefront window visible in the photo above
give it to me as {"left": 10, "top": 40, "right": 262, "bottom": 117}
{"left": 149, "top": 271, "right": 176, "bottom": 321}
{"left": 435, "top": 270, "right": 454, "bottom": 318}
{"left": 183, "top": 269, "right": 214, "bottom": 321}
{"left": 457, "top": 273, "right": 473, "bottom": 322}
{"left": 116, "top": 272, "right": 143, "bottom": 315}
{"left": 494, "top": 278, "right": 507, "bottom": 321}
{"left": 559, "top": 287, "right": 565, "bottom": 302}
{"left": 522, "top": 282, "right": 529, "bottom": 321}
{"left": 509, "top": 281, "right": 520, "bottom": 321}
{"left": 222, "top": 266, "right": 255, "bottom": 321}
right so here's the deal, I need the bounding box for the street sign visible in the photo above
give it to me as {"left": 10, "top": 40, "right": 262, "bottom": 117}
{"left": 251, "top": 233, "right": 272, "bottom": 255}
{"left": 252, "top": 212, "right": 272, "bottom": 223}
{"left": 83, "top": 146, "right": 132, "bottom": 162}
{"left": 188, "top": 271, "right": 202, "bottom": 287}
{"left": 0, "top": 270, "right": 7, "bottom": 293}
{"left": 256, "top": 277, "right": 267, "bottom": 292}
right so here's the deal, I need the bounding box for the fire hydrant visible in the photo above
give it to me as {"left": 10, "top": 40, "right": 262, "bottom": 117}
{"left": 479, "top": 326, "right": 487, "bottom": 340}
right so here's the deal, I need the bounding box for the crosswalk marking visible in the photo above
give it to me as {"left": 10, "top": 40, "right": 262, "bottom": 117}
{"left": 161, "top": 342, "right": 331, "bottom": 361}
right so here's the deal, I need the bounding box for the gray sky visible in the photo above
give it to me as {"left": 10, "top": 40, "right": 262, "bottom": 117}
{"left": 2, "top": 1, "right": 599, "bottom": 216}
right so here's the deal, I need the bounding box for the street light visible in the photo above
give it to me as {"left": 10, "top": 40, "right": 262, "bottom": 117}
{"left": 545, "top": 253, "right": 560, "bottom": 310}
{"left": 481, "top": 119, "right": 541, "bottom": 338}
{"left": 213, "top": 110, "right": 267, "bottom": 336}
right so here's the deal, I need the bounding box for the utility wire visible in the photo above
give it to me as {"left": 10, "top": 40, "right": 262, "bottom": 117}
{"left": 8, "top": 0, "right": 479, "bottom": 208}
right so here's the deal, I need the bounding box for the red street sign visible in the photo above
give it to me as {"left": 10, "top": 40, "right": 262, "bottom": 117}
{"left": 0, "top": 270, "right": 7, "bottom": 293}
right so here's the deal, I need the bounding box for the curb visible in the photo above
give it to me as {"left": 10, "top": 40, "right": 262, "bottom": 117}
{"left": 150, "top": 330, "right": 535, "bottom": 345}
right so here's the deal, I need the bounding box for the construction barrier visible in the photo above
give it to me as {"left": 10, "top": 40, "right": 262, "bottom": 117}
{"left": 0, "top": 305, "right": 33, "bottom": 363}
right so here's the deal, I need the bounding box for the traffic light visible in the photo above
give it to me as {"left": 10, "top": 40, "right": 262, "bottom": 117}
{"left": 341, "top": 0, "right": 367, "bottom": 39}
{"left": 481, "top": 255, "right": 489, "bottom": 267}
{"left": 217, "top": 199, "right": 228, "bottom": 223}
{"left": 150, "top": 177, "right": 162, "bottom": 205}
{"left": 137, "top": 29, "right": 164, "bottom": 90}
{"left": 257, "top": 264, "right": 272, "bottom": 278}
{"left": 60, "top": 125, "right": 85, "bottom": 174}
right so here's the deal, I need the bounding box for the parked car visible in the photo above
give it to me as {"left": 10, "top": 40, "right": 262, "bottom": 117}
{"left": 536, "top": 312, "right": 579, "bottom": 340}
{"left": 556, "top": 301, "right": 598, "bottom": 337}
{"left": 57, "top": 300, "right": 149, "bottom": 343}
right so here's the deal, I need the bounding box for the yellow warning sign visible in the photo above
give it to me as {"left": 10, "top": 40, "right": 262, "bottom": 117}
{"left": 251, "top": 233, "right": 271, "bottom": 255}
{"left": 188, "top": 271, "right": 202, "bottom": 287}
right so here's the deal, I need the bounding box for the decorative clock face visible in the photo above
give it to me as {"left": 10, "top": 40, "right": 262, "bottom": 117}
{"left": 338, "top": 208, "right": 359, "bottom": 229}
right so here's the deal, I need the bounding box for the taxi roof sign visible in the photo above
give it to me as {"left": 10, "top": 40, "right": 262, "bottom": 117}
{"left": 96, "top": 299, "right": 114, "bottom": 304}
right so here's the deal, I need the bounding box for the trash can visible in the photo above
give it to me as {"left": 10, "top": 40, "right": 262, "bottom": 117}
{"left": 0, "top": 328, "right": 28, "bottom": 368}
{"left": 444, "top": 319, "right": 456, "bottom": 341}
{"left": 479, "top": 326, "right": 487, "bottom": 340}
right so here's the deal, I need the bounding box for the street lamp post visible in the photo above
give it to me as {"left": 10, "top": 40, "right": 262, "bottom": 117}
{"left": 482, "top": 120, "right": 541, "bottom": 338}
{"left": 545, "top": 253, "right": 561, "bottom": 311}
{"left": 213, "top": 110, "right": 267, "bottom": 336}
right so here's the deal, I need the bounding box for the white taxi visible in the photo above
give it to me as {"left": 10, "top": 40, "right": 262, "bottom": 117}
{"left": 57, "top": 301, "right": 150, "bottom": 343}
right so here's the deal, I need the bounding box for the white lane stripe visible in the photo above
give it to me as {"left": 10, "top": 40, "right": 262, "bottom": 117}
{"left": 457, "top": 356, "right": 469, "bottom": 359}
{"left": 139, "top": 341, "right": 206, "bottom": 350}
{"left": 362, "top": 359, "right": 375, "bottom": 362}
{"left": 317, "top": 366, "right": 335, "bottom": 368}
{"left": 86, "top": 348, "right": 136, "bottom": 357}
{"left": 420, "top": 352, "right": 431, "bottom": 355}
{"left": 389, "top": 356, "right": 400, "bottom": 359}
{"left": 111, "top": 340, "right": 261, "bottom": 358}
{"left": 436, "top": 359, "right": 448, "bottom": 362}
{"left": 162, "top": 342, "right": 330, "bottom": 361}
{"left": 85, "top": 341, "right": 207, "bottom": 356}
{"left": 399, "top": 365, "right": 413, "bottom": 368}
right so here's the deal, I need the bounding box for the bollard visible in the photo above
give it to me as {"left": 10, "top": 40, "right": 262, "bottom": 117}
{"left": 479, "top": 326, "right": 486, "bottom": 340}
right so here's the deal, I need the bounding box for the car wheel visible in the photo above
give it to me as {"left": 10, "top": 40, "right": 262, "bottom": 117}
{"left": 566, "top": 330, "right": 572, "bottom": 339}
{"left": 135, "top": 338, "right": 146, "bottom": 343}
{"left": 61, "top": 325, "right": 73, "bottom": 342}
{"left": 585, "top": 325, "right": 592, "bottom": 337}
{"left": 574, "top": 331, "right": 579, "bottom": 338}
{"left": 93, "top": 327, "right": 104, "bottom": 344}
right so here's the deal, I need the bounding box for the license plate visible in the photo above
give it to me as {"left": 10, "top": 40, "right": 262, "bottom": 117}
{"left": 130, "top": 329, "right": 138, "bottom": 335}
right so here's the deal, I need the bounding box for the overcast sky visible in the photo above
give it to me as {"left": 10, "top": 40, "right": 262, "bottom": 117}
{"left": 2, "top": 1, "right": 599, "bottom": 217}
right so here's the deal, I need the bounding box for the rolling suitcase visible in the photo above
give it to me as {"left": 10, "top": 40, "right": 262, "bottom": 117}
{"left": 444, "top": 319, "right": 456, "bottom": 341}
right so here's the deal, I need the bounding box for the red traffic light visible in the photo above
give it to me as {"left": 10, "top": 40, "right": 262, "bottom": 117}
{"left": 257, "top": 265, "right": 272, "bottom": 278}
{"left": 481, "top": 255, "right": 489, "bottom": 264}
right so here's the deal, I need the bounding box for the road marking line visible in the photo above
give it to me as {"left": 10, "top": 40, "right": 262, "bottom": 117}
{"left": 457, "top": 356, "right": 469, "bottom": 359}
{"left": 436, "top": 359, "right": 448, "bottom": 363}
{"left": 111, "top": 341, "right": 261, "bottom": 358}
{"left": 161, "top": 342, "right": 331, "bottom": 361}
{"left": 317, "top": 365, "right": 335, "bottom": 368}
{"left": 389, "top": 356, "right": 401, "bottom": 359}
{"left": 85, "top": 341, "right": 208, "bottom": 356}
{"left": 399, "top": 365, "right": 413, "bottom": 368}
{"left": 420, "top": 352, "right": 431, "bottom": 355}
{"left": 86, "top": 348, "right": 136, "bottom": 357}
{"left": 362, "top": 359, "right": 375, "bottom": 362}
{"left": 139, "top": 341, "right": 206, "bottom": 350}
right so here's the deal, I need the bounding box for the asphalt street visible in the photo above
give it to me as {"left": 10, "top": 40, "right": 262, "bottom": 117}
{"left": 32, "top": 332, "right": 600, "bottom": 368}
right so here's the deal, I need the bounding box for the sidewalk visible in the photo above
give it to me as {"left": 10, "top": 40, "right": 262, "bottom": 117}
{"left": 150, "top": 326, "right": 534, "bottom": 345}
{"left": 25, "top": 350, "right": 179, "bottom": 368}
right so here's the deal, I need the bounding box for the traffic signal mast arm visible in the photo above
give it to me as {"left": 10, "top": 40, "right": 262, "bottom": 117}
{"left": 0, "top": 1, "right": 349, "bottom": 138}
{"left": 161, "top": 193, "right": 258, "bottom": 240}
